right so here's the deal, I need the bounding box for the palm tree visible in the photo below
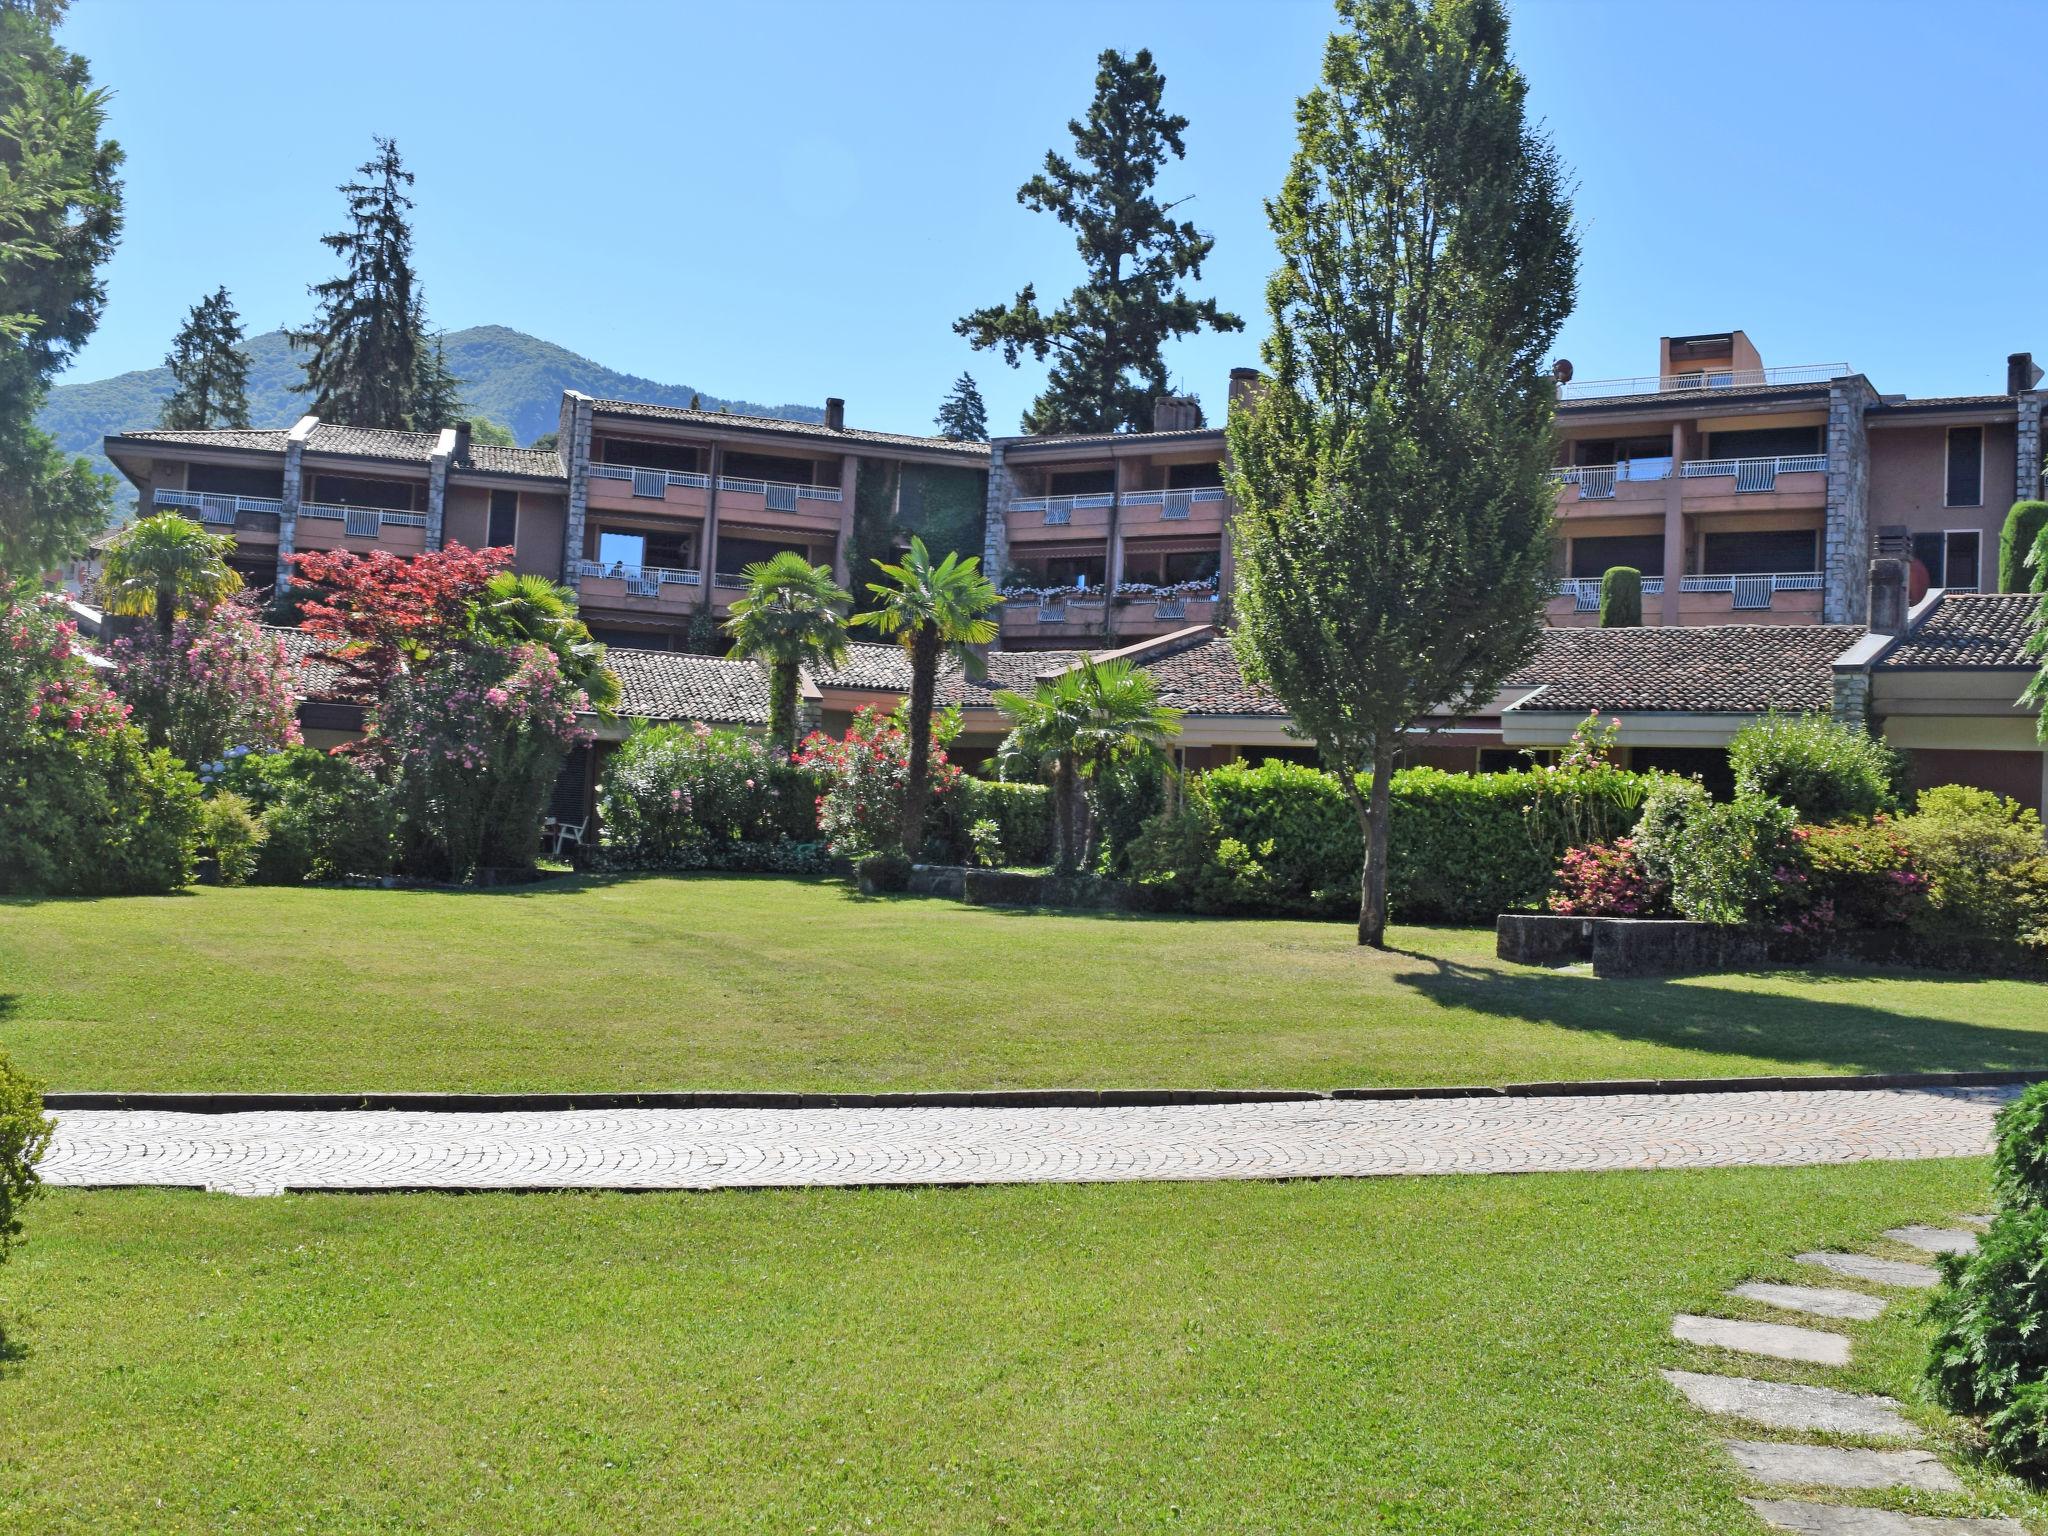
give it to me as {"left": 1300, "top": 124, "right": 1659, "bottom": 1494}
{"left": 472, "top": 570, "right": 622, "bottom": 720}
{"left": 99, "top": 513, "right": 242, "bottom": 647}
{"left": 723, "top": 553, "right": 850, "bottom": 754}
{"left": 849, "top": 537, "right": 999, "bottom": 857}
{"left": 995, "top": 657, "right": 1183, "bottom": 874}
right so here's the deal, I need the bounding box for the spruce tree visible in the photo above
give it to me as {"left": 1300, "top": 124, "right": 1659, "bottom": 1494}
{"left": 955, "top": 48, "right": 1241, "bottom": 436}
{"left": 159, "top": 286, "right": 251, "bottom": 429}
{"left": 1226, "top": 0, "right": 1577, "bottom": 947}
{"left": 288, "top": 138, "right": 459, "bottom": 430}
{"left": 0, "top": 0, "right": 123, "bottom": 573}
{"left": 934, "top": 372, "right": 989, "bottom": 441}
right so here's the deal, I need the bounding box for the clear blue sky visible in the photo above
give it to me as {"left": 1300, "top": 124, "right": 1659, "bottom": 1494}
{"left": 54, "top": 0, "right": 2048, "bottom": 438}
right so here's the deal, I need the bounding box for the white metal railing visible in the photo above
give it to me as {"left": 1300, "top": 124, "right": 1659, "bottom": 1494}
{"left": 1680, "top": 454, "right": 1829, "bottom": 492}
{"left": 712, "top": 572, "right": 749, "bottom": 589}
{"left": 299, "top": 501, "right": 428, "bottom": 534}
{"left": 1679, "top": 572, "right": 1824, "bottom": 611}
{"left": 1559, "top": 363, "right": 1850, "bottom": 401}
{"left": 589, "top": 463, "right": 712, "bottom": 498}
{"left": 154, "top": 488, "right": 284, "bottom": 526}
{"left": 573, "top": 558, "right": 700, "bottom": 590}
{"left": 1011, "top": 493, "right": 1115, "bottom": 526}
{"left": 1554, "top": 576, "right": 1667, "bottom": 612}
{"left": 715, "top": 475, "right": 843, "bottom": 505}
{"left": 1118, "top": 486, "right": 1226, "bottom": 521}
{"left": 1155, "top": 599, "right": 1188, "bottom": 620}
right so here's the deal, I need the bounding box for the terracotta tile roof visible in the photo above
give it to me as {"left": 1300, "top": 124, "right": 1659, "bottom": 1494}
{"left": 1125, "top": 632, "right": 1287, "bottom": 716}
{"left": 266, "top": 626, "right": 344, "bottom": 698}
{"left": 1558, "top": 381, "right": 1836, "bottom": 413}
{"left": 1505, "top": 624, "right": 1865, "bottom": 714}
{"left": 458, "top": 442, "right": 565, "bottom": 480}
{"left": 1872, "top": 394, "right": 2016, "bottom": 413}
{"left": 605, "top": 647, "right": 769, "bottom": 725}
{"left": 589, "top": 399, "right": 989, "bottom": 461}
{"left": 110, "top": 427, "right": 292, "bottom": 453}
{"left": 1000, "top": 425, "right": 1225, "bottom": 455}
{"left": 808, "top": 643, "right": 1083, "bottom": 709}
{"left": 112, "top": 424, "right": 567, "bottom": 482}
{"left": 304, "top": 424, "right": 436, "bottom": 462}
{"left": 1882, "top": 593, "right": 2042, "bottom": 670}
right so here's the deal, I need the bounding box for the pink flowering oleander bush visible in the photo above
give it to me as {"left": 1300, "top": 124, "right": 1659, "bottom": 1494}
{"left": 1786, "top": 817, "right": 1928, "bottom": 935}
{"left": 0, "top": 582, "right": 202, "bottom": 895}
{"left": 597, "top": 721, "right": 824, "bottom": 867}
{"left": 1548, "top": 838, "right": 1666, "bottom": 917}
{"left": 376, "top": 642, "right": 591, "bottom": 880}
{"left": 109, "top": 595, "right": 301, "bottom": 769}
{"left": 796, "top": 706, "right": 962, "bottom": 858}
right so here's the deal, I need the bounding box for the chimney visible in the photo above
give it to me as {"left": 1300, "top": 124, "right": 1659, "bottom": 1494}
{"left": 1152, "top": 394, "right": 1203, "bottom": 433}
{"left": 1551, "top": 358, "right": 1574, "bottom": 385}
{"left": 2009, "top": 352, "right": 2044, "bottom": 395}
{"left": 1868, "top": 558, "right": 1909, "bottom": 637}
{"left": 824, "top": 397, "right": 846, "bottom": 431}
{"left": 451, "top": 419, "right": 471, "bottom": 459}
{"left": 1227, "top": 367, "right": 1261, "bottom": 409}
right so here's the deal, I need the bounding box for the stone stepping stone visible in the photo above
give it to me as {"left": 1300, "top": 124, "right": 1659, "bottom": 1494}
{"left": 1674, "top": 1314, "right": 1850, "bottom": 1366}
{"left": 1745, "top": 1499, "right": 2021, "bottom": 1533}
{"left": 1885, "top": 1226, "right": 1978, "bottom": 1256}
{"left": 1725, "top": 1440, "right": 1961, "bottom": 1492}
{"left": 1661, "top": 1370, "right": 1921, "bottom": 1439}
{"left": 1956, "top": 1214, "right": 1991, "bottom": 1232}
{"left": 1732, "top": 1282, "right": 1890, "bottom": 1322}
{"left": 1797, "top": 1251, "right": 1941, "bottom": 1290}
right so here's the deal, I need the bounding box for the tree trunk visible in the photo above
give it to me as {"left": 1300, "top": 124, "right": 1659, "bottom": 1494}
{"left": 768, "top": 662, "right": 799, "bottom": 757}
{"left": 899, "top": 627, "right": 938, "bottom": 857}
{"left": 1338, "top": 743, "right": 1397, "bottom": 948}
{"left": 1072, "top": 760, "right": 1096, "bottom": 874}
{"left": 1050, "top": 757, "right": 1073, "bottom": 875}
{"left": 156, "top": 584, "right": 176, "bottom": 649}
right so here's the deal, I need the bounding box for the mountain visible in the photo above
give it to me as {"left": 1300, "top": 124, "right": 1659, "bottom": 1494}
{"left": 38, "top": 324, "right": 826, "bottom": 500}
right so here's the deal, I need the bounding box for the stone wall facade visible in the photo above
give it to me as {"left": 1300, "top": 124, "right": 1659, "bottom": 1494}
{"left": 557, "top": 392, "right": 594, "bottom": 595}
{"left": 1824, "top": 375, "right": 1879, "bottom": 623}
{"left": 982, "top": 441, "right": 1017, "bottom": 586}
{"left": 2017, "top": 391, "right": 2044, "bottom": 518}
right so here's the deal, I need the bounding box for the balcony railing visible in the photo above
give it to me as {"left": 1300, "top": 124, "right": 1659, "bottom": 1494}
{"left": 1679, "top": 454, "right": 1828, "bottom": 492}
{"left": 590, "top": 463, "right": 712, "bottom": 498}
{"left": 1011, "top": 492, "right": 1114, "bottom": 526}
{"left": 154, "top": 488, "right": 285, "bottom": 527}
{"left": 1558, "top": 363, "right": 1850, "bottom": 401}
{"left": 1555, "top": 576, "right": 1665, "bottom": 613}
{"left": 572, "top": 558, "right": 700, "bottom": 591}
{"left": 1119, "top": 486, "right": 1226, "bottom": 520}
{"left": 1681, "top": 572, "right": 1823, "bottom": 611}
{"left": 715, "top": 475, "right": 843, "bottom": 507}
{"left": 299, "top": 502, "right": 428, "bottom": 537}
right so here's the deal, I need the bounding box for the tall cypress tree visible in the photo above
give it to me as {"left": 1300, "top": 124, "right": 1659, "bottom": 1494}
{"left": 288, "top": 138, "right": 461, "bottom": 430}
{"left": 955, "top": 48, "right": 1241, "bottom": 436}
{"left": 159, "top": 286, "right": 251, "bottom": 429}
{"left": 0, "top": 0, "right": 123, "bottom": 573}
{"left": 933, "top": 372, "right": 988, "bottom": 441}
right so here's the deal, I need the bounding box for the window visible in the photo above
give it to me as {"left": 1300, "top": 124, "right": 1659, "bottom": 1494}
{"left": 1700, "top": 529, "right": 1818, "bottom": 576}
{"left": 1567, "top": 534, "right": 1663, "bottom": 579}
{"left": 1946, "top": 426, "right": 1983, "bottom": 507}
{"left": 597, "top": 531, "right": 645, "bottom": 573}
{"left": 1944, "top": 529, "right": 1983, "bottom": 592}
{"left": 1046, "top": 467, "right": 1117, "bottom": 497}
{"left": 487, "top": 490, "right": 518, "bottom": 549}
{"left": 1704, "top": 425, "right": 1823, "bottom": 458}
{"left": 311, "top": 475, "right": 416, "bottom": 510}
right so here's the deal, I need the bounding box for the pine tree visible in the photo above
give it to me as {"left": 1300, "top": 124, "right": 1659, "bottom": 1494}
{"left": 0, "top": 0, "right": 123, "bottom": 573}
{"left": 287, "top": 138, "right": 458, "bottom": 430}
{"left": 159, "top": 286, "right": 251, "bottom": 430}
{"left": 1226, "top": 0, "right": 1577, "bottom": 947}
{"left": 934, "top": 372, "right": 988, "bottom": 441}
{"left": 955, "top": 48, "right": 1241, "bottom": 436}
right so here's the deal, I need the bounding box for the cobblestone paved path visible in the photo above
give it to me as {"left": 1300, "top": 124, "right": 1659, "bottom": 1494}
{"left": 39, "top": 1085, "right": 2015, "bottom": 1196}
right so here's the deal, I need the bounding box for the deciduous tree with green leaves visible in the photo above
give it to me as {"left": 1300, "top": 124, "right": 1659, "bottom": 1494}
{"left": 934, "top": 372, "right": 988, "bottom": 442}
{"left": 1226, "top": 0, "right": 1577, "bottom": 947}
{"left": 0, "top": 0, "right": 122, "bottom": 574}
{"left": 287, "top": 138, "right": 463, "bottom": 431}
{"left": 99, "top": 511, "right": 242, "bottom": 647}
{"left": 159, "top": 285, "right": 250, "bottom": 430}
{"left": 724, "top": 552, "right": 850, "bottom": 754}
{"left": 955, "top": 48, "right": 1241, "bottom": 435}
{"left": 849, "top": 536, "right": 999, "bottom": 856}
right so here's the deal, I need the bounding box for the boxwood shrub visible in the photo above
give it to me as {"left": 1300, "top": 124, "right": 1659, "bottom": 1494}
{"left": 955, "top": 779, "right": 1053, "bottom": 868}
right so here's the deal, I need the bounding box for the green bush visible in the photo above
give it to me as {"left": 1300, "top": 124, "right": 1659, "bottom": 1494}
{"left": 1630, "top": 774, "right": 1710, "bottom": 889}
{"left": 1092, "top": 753, "right": 1167, "bottom": 878}
{"left": 2001, "top": 500, "right": 2048, "bottom": 594}
{"left": 1203, "top": 761, "right": 1357, "bottom": 915}
{"left": 1664, "top": 794, "right": 1801, "bottom": 926}
{"left": 967, "top": 818, "right": 1003, "bottom": 869}
{"left": 199, "top": 790, "right": 266, "bottom": 887}
{"left": 956, "top": 779, "right": 1052, "bottom": 867}
{"left": 857, "top": 849, "right": 913, "bottom": 892}
{"left": 1897, "top": 785, "right": 2048, "bottom": 953}
{"left": 0, "top": 1052, "right": 52, "bottom": 1269}
{"left": 1927, "top": 1084, "right": 2048, "bottom": 1473}
{"left": 1598, "top": 565, "right": 1642, "bottom": 627}
{"left": 220, "top": 747, "right": 393, "bottom": 884}
{"left": 598, "top": 722, "right": 822, "bottom": 867}
{"left": 1794, "top": 817, "right": 1925, "bottom": 932}
{"left": 1727, "top": 713, "right": 1902, "bottom": 822}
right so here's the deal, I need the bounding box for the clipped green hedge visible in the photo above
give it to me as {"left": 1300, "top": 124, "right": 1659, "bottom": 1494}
{"left": 2001, "top": 500, "right": 2048, "bottom": 594}
{"left": 956, "top": 779, "right": 1053, "bottom": 867}
{"left": 1140, "top": 760, "right": 1657, "bottom": 923}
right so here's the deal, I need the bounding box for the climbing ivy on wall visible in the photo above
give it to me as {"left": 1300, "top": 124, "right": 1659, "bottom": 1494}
{"left": 846, "top": 460, "right": 987, "bottom": 609}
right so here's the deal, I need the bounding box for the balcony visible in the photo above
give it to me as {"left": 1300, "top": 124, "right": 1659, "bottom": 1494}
{"left": 713, "top": 473, "right": 843, "bottom": 529}
{"left": 587, "top": 462, "right": 713, "bottom": 517}
{"left": 1554, "top": 575, "right": 1665, "bottom": 613}
{"left": 1546, "top": 570, "right": 1824, "bottom": 627}
{"left": 1553, "top": 454, "right": 1828, "bottom": 518}
{"left": 1008, "top": 493, "right": 1115, "bottom": 542}
{"left": 1559, "top": 363, "right": 1849, "bottom": 401}
{"left": 154, "top": 488, "right": 283, "bottom": 534}
{"left": 296, "top": 501, "right": 429, "bottom": 553}
{"left": 1117, "top": 485, "right": 1228, "bottom": 533}
{"left": 573, "top": 557, "right": 703, "bottom": 617}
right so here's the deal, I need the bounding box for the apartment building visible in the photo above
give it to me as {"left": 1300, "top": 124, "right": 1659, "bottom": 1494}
{"left": 1548, "top": 329, "right": 2041, "bottom": 627}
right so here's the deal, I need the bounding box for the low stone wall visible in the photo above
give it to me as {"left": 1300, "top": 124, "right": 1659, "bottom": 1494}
{"left": 1496, "top": 914, "right": 1769, "bottom": 978}
{"left": 908, "top": 864, "right": 1135, "bottom": 911}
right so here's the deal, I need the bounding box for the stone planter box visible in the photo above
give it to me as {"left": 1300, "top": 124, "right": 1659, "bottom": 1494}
{"left": 1497, "top": 913, "right": 1769, "bottom": 978}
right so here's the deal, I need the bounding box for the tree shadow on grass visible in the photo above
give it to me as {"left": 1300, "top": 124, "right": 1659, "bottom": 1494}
{"left": 1390, "top": 951, "right": 2048, "bottom": 1079}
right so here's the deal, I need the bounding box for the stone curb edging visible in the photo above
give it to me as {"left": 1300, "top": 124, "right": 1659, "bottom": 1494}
{"left": 40, "top": 1068, "right": 2048, "bottom": 1116}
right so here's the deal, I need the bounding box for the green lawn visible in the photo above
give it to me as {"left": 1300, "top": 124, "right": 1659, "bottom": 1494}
{"left": 3, "top": 875, "right": 2046, "bottom": 1093}
{"left": 3, "top": 1159, "right": 2041, "bottom": 1533}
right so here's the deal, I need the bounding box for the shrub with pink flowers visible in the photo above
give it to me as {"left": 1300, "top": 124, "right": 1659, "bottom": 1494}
{"left": 109, "top": 595, "right": 301, "bottom": 768}
{"left": 376, "top": 642, "right": 592, "bottom": 880}
{"left": 1548, "top": 838, "right": 1666, "bottom": 917}
{"left": 795, "top": 705, "right": 963, "bottom": 858}
{"left": 0, "top": 582, "right": 202, "bottom": 895}
{"left": 1788, "top": 817, "right": 1928, "bottom": 935}
{"left": 597, "top": 721, "right": 823, "bottom": 867}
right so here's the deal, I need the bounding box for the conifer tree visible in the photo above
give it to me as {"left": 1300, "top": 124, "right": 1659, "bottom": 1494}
{"left": 934, "top": 372, "right": 989, "bottom": 441}
{"left": 955, "top": 48, "right": 1241, "bottom": 436}
{"left": 159, "top": 286, "right": 250, "bottom": 429}
{"left": 287, "top": 138, "right": 460, "bottom": 430}
{"left": 0, "top": 0, "right": 123, "bottom": 572}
